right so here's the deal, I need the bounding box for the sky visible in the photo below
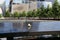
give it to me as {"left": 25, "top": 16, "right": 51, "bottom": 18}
{"left": 0, "top": 0, "right": 60, "bottom": 7}
{"left": 0, "top": 0, "right": 5, "bottom": 4}
{"left": 5, "top": 0, "right": 22, "bottom": 6}
{"left": 5, "top": 0, "right": 10, "bottom": 6}
{"left": 5, "top": 0, "right": 60, "bottom": 6}
{"left": 0, "top": 0, "right": 10, "bottom": 7}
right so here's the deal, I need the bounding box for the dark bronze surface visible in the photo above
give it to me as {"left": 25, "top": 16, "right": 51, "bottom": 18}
{"left": 0, "top": 31, "right": 60, "bottom": 38}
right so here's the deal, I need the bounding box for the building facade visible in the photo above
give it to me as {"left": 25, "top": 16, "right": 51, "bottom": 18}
{"left": 11, "top": 0, "right": 37, "bottom": 13}
{"left": 11, "top": 0, "right": 59, "bottom": 13}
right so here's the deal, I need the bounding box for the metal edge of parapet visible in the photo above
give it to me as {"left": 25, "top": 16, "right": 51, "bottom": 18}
{"left": 0, "top": 20, "right": 58, "bottom": 22}
{"left": 0, "top": 31, "right": 60, "bottom": 38}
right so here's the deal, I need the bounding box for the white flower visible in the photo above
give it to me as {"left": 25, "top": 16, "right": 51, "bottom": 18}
{"left": 28, "top": 23, "right": 32, "bottom": 30}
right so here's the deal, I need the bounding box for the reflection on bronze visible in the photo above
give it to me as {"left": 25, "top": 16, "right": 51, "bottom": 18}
{"left": 0, "top": 23, "right": 4, "bottom": 27}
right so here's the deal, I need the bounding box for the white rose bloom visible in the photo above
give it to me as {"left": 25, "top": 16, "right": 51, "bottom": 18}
{"left": 28, "top": 23, "right": 32, "bottom": 30}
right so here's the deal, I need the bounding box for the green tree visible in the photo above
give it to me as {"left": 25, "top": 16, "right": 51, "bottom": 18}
{"left": 52, "top": 0, "right": 59, "bottom": 19}
{"left": 36, "top": 8, "right": 41, "bottom": 18}
{"left": 45, "top": 5, "right": 53, "bottom": 18}
{"left": 57, "top": 5, "right": 60, "bottom": 19}
{"left": 32, "top": 10, "right": 38, "bottom": 17}
{"left": 0, "top": 14, "right": 2, "bottom": 18}
{"left": 27, "top": 11, "right": 33, "bottom": 17}
{"left": 40, "top": 5, "right": 47, "bottom": 18}
{"left": 47, "top": 8, "right": 53, "bottom": 18}
{"left": 13, "top": 12, "right": 19, "bottom": 17}
{"left": 34, "top": 10, "right": 38, "bottom": 17}
{"left": 5, "top": 11, "right": 10, "bottom": 17}
{"left": 20, "top": 11, "right": 26, "bottom": 17}
{"left": 19, "top": 13, "right": 22, "bottom": 17}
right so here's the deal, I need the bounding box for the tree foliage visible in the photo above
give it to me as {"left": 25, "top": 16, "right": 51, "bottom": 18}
{"left": 52, "top": 0, "right": 59, "bottom": 18}
{"left": 0, "top": 14, "right": 2, "bottom": 18}
{"left": 21, "top": 11, "right": 27, "bottom": 17}
{"left": 5, "top": 11, "right": 10, "bottom": 17}
{"left": 13, "top": 12, "right": 19, "bottom": 17}
{"left": 4, "top": 0, "right": 60, "bottom": 19}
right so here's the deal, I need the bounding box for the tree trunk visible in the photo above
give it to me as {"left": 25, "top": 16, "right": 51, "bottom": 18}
{"left": 9, "top": 0, "right": 13, "bottom": 12}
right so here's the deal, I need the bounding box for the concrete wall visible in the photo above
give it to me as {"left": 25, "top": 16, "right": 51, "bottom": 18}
{"left": 29, "top": 1, "right": 37, "bottom": 11}
{"left": 12, "top": 4, "right": 29, "bottom": 13}
{"left": 12, "top": 1, "right": 37, "bottom": 13}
